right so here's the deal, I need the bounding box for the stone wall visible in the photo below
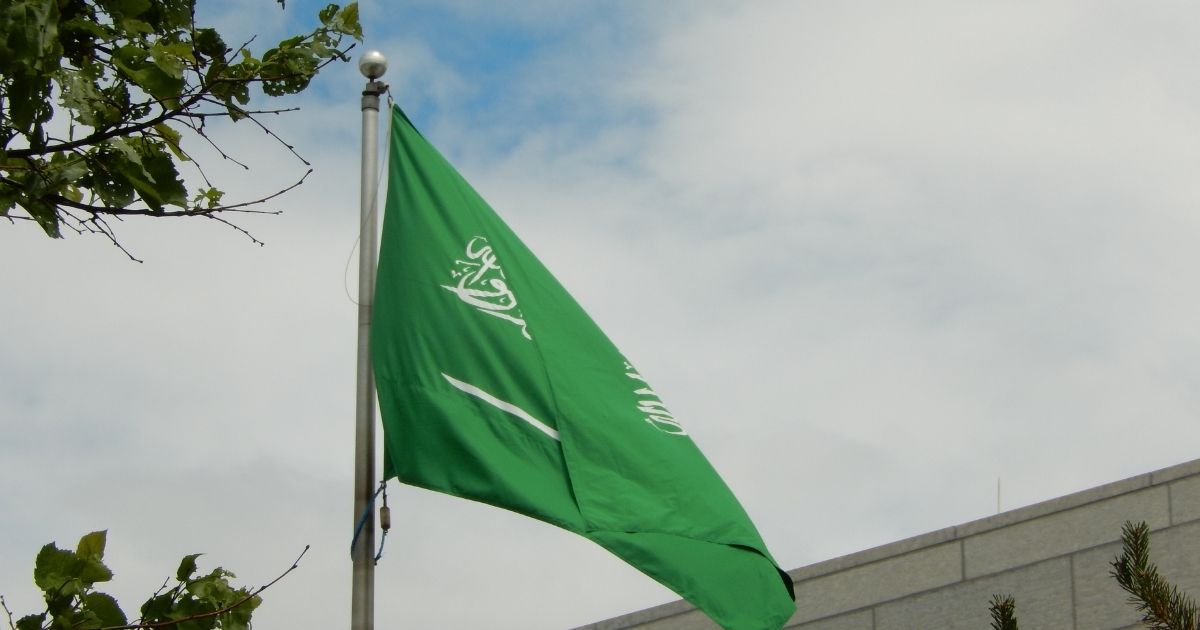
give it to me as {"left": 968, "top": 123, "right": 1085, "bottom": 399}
{"left": 578, "top": 458, "right": 1200, "bottom": 630}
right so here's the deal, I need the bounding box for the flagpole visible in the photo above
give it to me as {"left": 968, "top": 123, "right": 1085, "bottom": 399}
{"left": 352, "top": 50, "right": 387, "bottom": 630}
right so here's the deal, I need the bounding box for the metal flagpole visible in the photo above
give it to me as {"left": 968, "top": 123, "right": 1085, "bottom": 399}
{"left": 352, "top": 50, "right": 388, "bottom": 630}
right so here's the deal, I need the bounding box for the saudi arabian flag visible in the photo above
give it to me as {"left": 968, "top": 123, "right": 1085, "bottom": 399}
{"left": 372, "top": 105, "right": 796, "bottom": 630}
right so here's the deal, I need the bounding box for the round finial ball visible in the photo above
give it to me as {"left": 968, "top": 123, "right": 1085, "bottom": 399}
{"left": 358, "top": 51, "right": 388, "bottom": 79}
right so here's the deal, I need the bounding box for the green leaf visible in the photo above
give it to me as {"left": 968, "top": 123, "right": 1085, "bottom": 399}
{"left": 58, "top": 14, "right": 110, "bottom": 68}
{"left": 47, "top": 152, "right": 89, "bottom": 188}
{"left": 96, "top": 81, "right": 134, "bottom": 128}
{"left": 76, "top": 530, "right": 107, "bottom": 561}
{"left": 34, "top": 543, "right": 78, "bottom": 592}
{"left": 226, "top": 104, "right": 249, "bottom": 121}
{"left": 113, "top": 0, "right": 151, "bottom": 18}
{"left": 220, "top": 593, "right": 261, "bottom": 630}
{"left": 334, "top": 3, "right": 363, "bottom": 39}
{"left": 192, "top": 187, "right": 224, "bottom": 209}
{"left": 60, "top": 16, "right": 110, "bottom": 41}
{"left": 112, "top": 45, "right": 185, "bottom": 105}
{"left": 194, "top": 28, "right": 228, "bottom": 59}
{"left": 139, "top": 593, "right": 174, "bottom": 622}
{"left": 173, "top": 595, "right": 219, "bottom": 630}
{"left": 0, "top": 0, "right": 63, "bottom": 73}
{"left": 154, "top": 123, "right": 187, "bottom": 160}
{"left": 177, "top": 553, "right": 202, "bottom": 581}
{"left": 186, "top": 568, "right": 236, "bottom": 603}
{"left": 136, "top": 143, "right": 188, "bottom": 209}
{"left": 150, "top": 41, "right": 193, "bottom": 79}
{"left": 6, "top": 73, "right": 54, "bottom": 135}
{"left": 63, "top": 184, "right": 84, "bottom": 203}
{"left": 83, "top": 592, "right": 128, "bottom": 627}
{"left": 21, "top": 196, "right": 63, "bottom": 238}
{"left": 79, "top": 556, "right": 114, "bottom": 584}
{"left": 83, "top": 151, "right": 136, "bottom": 209}
{"left": 0, "top": 180, "right": 17, "bottom": 216}
{"left": 67, "top": 607, "right": 104, "bottom": 630}
{"left": 14, "top": 613, "right": 45, "bottom": 630}
{"left": 59, "top": 69, "right": 108, "bottom": 128}
{"left": 118, "top": 17, "right": 154, "bottom": 35}
{"left": 107, "top": 137, "right": 143, "bottom": 166}
{"left": 105, "top": 137, "right": 186, "bottom": 210}
{"left": 146, "top": 0, "right": 193, "bottom": 30}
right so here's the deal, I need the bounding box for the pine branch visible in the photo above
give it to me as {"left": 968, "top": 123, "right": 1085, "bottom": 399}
{"left": 1110, "top": 521, "right": 1200, "bottom": 630}
{"left": 989, "top": 594, "right": 1019, "bottom": 630}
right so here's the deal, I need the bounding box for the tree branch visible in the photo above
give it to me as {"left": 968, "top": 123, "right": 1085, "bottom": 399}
{"left": 99, "top": 545, "right": 309, "bottom": 630}
{"left": 240, "top": 110, "right": 309, "bottom": 166}
{"left": 205, "top": 213, "right": 265, "bottom": 246}
{"left": 2, "top": 0, "right": 362, "bottom": 251}
{"left": 42, "top": 191, "right": 285, "bottom": 217}
{"left": 88, "top": 214, "right": 144, "bottom": 262}
{"left": 216, "top": 168, "right": 311, "bottom": 211}
{"left": 6, "top": 93, "right": 206, "bottom": 159}
{"left": 182, "top": 117, "right": 251, "bottom": 170}
{"left": 1, "top": 595, "right": 17, "bottom": 630}
{"left": 177, "top": 104, "right": 302, "bottom": 119}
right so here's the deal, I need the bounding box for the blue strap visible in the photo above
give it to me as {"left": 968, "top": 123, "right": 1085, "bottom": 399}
{"left": 349, "top": 482, "right": 387, "bottom": 559}
{"left": 374, "top": 526, "right": 389, "bottom": 564}
{"left": 374, "top": 483, "right": 390, "bottom": 564}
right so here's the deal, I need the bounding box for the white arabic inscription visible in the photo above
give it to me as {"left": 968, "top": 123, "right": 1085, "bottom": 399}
{"left": 441, "top": 236, "right": 532, "bottom": 340}
{"left": 624, "top": 361, "right": 688, "bottom": 436}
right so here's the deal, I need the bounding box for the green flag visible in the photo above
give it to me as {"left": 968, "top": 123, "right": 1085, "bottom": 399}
{"left": 372, "top": 105, "right": 796, "bottom": 630}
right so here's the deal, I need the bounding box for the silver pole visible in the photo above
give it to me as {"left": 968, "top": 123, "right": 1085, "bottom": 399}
{"left": 352, "top": 50, "right": 388, "bottom": 630}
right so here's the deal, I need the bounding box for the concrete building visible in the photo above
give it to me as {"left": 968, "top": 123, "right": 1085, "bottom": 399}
{"left": 578, "top": 457, "right": 1200, "bottom": 630}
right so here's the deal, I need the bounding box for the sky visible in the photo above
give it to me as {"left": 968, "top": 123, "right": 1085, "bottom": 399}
{"left": 3, "top": 1, "right": 1200, "bottom": 628}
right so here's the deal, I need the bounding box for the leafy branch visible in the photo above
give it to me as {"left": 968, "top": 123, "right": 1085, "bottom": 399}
{"left": 0, "top": 0, "right": 363, "bottom": 253}
{"left": 2, "top": 531, "right": 308, "bottom": 630}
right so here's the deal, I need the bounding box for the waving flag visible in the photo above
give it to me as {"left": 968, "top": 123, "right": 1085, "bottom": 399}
{"left": 372, "top": 105, "right": 795, "bottom": 630}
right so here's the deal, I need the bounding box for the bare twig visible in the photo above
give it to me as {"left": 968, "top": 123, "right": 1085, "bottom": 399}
{"left": 240, "top": 109, "right": 309, "bottom": 166}
{"left": 186, "top": 121, "right": 251, "bottom": 170}
{"left": 57, "top": 208, "right": 90, "bottom": 236}
{"left": 224, "top": 35, "right": 259, "bottom": 66}
{"left": 147, "top": 577, "right": 172, "bottom": 601}
{"left": 164, "top": 141, "right": 216, "bottom": 189}
{"left": 1, "top": 595, "right": 18, "bottom": 630}
{"left": 217, "top": 169, "right": 311, "bottom": 211}
{"left": 89, "top": 214, "right": 144, "bottom": 263}
{"left": 204, "top": 214, "right": 265, "bottom": 246}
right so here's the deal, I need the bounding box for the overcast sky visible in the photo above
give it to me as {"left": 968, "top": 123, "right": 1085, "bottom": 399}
{"left": 4, "top": 1, "right": 1200, "bottom": 628}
